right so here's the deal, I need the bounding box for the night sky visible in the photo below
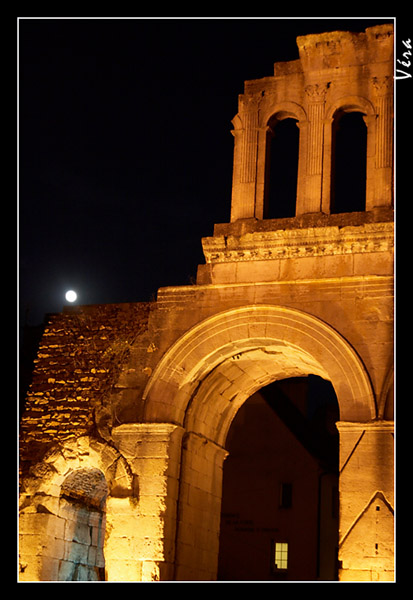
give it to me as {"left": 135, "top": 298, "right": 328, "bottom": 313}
{"left": 18, "top": 17, "right": 396, "bottom": 329}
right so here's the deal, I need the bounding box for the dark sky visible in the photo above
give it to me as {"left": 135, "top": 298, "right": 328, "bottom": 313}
{"left": 18, "top": 17, "right": 395, "bottom": 327}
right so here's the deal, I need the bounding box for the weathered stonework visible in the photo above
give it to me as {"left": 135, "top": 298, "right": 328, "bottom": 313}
{"left": 19, "top": 24, "right": 394, "bottom": 582}
{"left": 20, "top": 303, "right": 151, "bottom": 477}
{"left": 201, "top": 219, "right": 393, "bottom": 270}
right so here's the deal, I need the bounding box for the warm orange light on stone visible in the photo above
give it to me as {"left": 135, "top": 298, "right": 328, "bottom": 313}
{"left": 19, "top": 23, "right": 394, "bottom": 582}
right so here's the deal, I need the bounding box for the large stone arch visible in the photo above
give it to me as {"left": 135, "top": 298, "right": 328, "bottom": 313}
{"left": 143, "top": 305, "right": 376, "bottom": 436}
{"left": 142, "top": 305, "right": 378, "bottom": 580}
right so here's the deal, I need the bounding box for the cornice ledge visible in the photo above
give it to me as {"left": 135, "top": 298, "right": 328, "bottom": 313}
{"left": 202, "top": 221, "right": 394, "bottom": 264}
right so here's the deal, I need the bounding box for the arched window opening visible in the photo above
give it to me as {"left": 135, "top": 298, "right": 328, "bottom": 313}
{"left": 330, "top": 111, "right": 367, "bottom": 214}
{"left": 265, "top": 118, "right": 299, "bottom": 219}
{"left": 58, "top": 468, "right": 108, "bottom": 581}
{"left": 218, "top": 375, "right": 339, "bottom": 582}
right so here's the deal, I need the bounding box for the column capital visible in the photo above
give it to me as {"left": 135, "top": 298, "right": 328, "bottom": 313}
{"left": 336, "top": 420, "right": 394, "bottom": 432}
{"left": 371, "top": 75, "right": 394, "bottom": 96}
{"left": 111, "top": 422, "right": 185, "bottom": 459}
{"left": 304, "top": 82, "right": 329, "bottom": 102}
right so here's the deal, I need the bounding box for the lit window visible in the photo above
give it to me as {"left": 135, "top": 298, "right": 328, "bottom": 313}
{"left": 274, "top": 542, "right": 288, "bottom": 570}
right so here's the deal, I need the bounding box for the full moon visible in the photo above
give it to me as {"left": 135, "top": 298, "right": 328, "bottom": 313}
{"left": 65, "top": 290, "right": 77, "bottom": 303}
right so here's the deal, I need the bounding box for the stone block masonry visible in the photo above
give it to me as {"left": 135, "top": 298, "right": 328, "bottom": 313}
{"left": 20, "top": 302, "right": 151, "bottom": 478}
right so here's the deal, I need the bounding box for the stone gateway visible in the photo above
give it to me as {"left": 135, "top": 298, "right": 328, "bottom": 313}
{"left": 19, "top": 24, "right": 394, "bottom": 582}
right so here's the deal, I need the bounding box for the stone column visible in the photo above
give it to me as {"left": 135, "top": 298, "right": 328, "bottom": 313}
{"left": 363, "top": 113, "right": 377, "bottom": 212}
{"left": 297, "top": 83, "right": 328, "bottom": 215}
{"left": 230, "top": 98, "right": 260, "bottom": 221}
{"left": 111, "top": 423, "right": 184, "bottom": 581}
{"left": 336, "top": 421, "right": 394, "bottom": 582}
{"left": 174, "top": 432, "right": 228, "bottom": 580}
{"left": 370, "top": 76, "right": 394, "bottom": 209}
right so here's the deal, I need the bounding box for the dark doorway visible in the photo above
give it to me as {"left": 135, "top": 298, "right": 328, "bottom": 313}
{"left": 265, "top": 118, "right": 299, "bottom": 219}
{"left": 217, "top": 375, "right": 339, "bottom": 581}
{"left": 330, "top": 112, "right": 367, "bottom": 214}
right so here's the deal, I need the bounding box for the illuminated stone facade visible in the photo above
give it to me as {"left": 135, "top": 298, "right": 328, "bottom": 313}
{"left": 19, "top": 24, "right": 394, "bottom": 582}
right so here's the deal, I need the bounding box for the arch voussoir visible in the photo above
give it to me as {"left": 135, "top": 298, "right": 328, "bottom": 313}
{"left": 143, "top": 305, "right": 376, "bottom": 435}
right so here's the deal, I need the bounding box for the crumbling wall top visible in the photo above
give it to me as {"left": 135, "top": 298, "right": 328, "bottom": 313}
{"left": 295, "top": 24, "right": 394, "bottom": 71}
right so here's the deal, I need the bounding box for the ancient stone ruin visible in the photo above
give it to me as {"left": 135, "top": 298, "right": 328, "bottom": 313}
{"left": 19, "top": 24, "right": 394, "bottom": 582}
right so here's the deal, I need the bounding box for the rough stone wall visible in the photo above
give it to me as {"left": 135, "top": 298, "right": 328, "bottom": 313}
{"left": 20, "top": 302, "right": 151, "bottom": 478}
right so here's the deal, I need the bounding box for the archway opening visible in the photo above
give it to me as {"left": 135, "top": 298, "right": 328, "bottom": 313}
{"left": 265, "top": 117, "right": 299, "bottom": 219}
{"left": 330, "top": 111, "right": 367, "bottom": 214}
{"left": 146, "top": 305, "right": 375, "bottom": 580}
{"left": 58, "top": 468, "right": 108, "bottom": 581}
{"left": 217, "top": 375, "right": 339, "bottom": 581}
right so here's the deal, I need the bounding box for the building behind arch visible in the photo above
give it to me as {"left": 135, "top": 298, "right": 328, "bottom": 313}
{"left": 19, "top": 23, "right": 394, "bottom": 582}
